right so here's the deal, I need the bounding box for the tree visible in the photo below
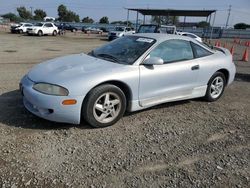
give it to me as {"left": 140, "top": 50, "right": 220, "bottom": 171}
{"left": 111, "top": 20, "right": 132, "bottom": 26}
{"left": 197, "top": 21, "right": 210, "bottom": 28}
{"left": 1, "top": 13, "right": 21, "bottom": 22}
{"left": 33, "top": 9, "right": 47, "bottom": 20}
{"left": 82, "top": 16, "right": 94, "bottom": 23}
{"left": 58, "top": 4, "right": 67, "bottom": 21}
{"left": 99, "top": 16, "right": 109, "bottom": 24}
{"left": 234, "top": 23, "right": 250, "bottom": 29}
{"left": 151, "top": 16, "right": 179, "bottom": 25}
{"left": 17, "top": 6, "right": 32, "bottom": 20}
{"left": 66, "top": 10, "right": 80, "bottom": 22}
{"left": 57, "top": 4, "right": 80, "bottom": 22}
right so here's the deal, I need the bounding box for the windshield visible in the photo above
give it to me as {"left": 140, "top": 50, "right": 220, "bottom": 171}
{"left": 138, "top": 25, "right": 157, "bottom": 33}
{"left": 92, "top": 36, "right": 156, "bottom": 65}
{"left": 115, "top": 27, "right": 125, "bottom": 31}
{"left": 34, "top": 23, "right": 43, "bottom": 27}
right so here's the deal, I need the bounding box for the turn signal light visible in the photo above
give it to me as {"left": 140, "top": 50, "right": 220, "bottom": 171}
{"left": 62, "top": 99, "right": 77, "bottom": 105}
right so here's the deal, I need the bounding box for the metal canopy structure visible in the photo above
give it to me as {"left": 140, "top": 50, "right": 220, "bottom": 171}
{"left": 126, "top": 8, "right": 216, "bottom": 17}
{"left": 125, "top": 8, "right": 217, "bottom": 39}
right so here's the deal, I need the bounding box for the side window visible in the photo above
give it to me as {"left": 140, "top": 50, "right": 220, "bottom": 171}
{"left": 191, "top": 42, "right": 212, "bottom": 58}
{"left": 44, "top": 23, "right": 53, "bottom": 27}
{"left": 149, "top": 40, "right": 194, "bottom": 63}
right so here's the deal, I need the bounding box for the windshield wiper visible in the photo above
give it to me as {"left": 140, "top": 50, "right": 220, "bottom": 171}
{"left": 95, "top": 53, "right": 119, "bottom": 63}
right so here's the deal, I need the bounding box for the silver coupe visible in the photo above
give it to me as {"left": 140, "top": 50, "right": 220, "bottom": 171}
{"left": 20, "top": 34, "right": 236, "bottom": 127}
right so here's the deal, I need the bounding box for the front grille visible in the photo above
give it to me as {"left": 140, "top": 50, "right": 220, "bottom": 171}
{"left": 111, "top": 33, "right": 116, "bottom": 36}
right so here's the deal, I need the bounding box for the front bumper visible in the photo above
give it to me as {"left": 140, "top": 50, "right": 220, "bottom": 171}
{"left": 27, "top": 30, "right": 37, "bottom": 34}
{"left": 20, "top": 75, "right": 84, "bottom": 124}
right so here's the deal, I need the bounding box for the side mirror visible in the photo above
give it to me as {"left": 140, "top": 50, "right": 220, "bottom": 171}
{"left": 143, "top": 57, "right": 164, "bottom": 65}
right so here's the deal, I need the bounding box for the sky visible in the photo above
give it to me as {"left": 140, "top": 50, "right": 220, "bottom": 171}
{"left": 0, "top": 0, "right": 250, "bottom": 27}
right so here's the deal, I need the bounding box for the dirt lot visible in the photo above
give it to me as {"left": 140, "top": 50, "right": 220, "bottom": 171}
{"left": 0, "top": 31, "right": 249, "bottom": 188}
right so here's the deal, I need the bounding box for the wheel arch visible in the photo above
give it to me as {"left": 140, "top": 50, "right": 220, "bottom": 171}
{"left": 82, "top": 80, "right": 133, "bottom": 110}
{"left": 216, "top": 68, "right": 230, "bottom": 85}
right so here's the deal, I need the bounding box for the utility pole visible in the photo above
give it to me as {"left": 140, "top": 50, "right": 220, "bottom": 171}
{"left": 225, "top": 5, "right": 232, "bottom": 29}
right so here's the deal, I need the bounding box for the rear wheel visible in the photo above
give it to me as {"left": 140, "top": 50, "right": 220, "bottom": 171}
{"left": 52, "top": 30, "right": 57, "bottom": 36}
{"left": 82, "top": 84, "right": 126, "bottom": 128}
{"left": 204, "top": 72, "right": 226, "bottom": 102}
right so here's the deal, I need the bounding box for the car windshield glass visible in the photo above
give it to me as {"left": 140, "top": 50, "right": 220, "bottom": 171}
{"left": 138, "top": 25, "right": 157, "bottom": 33}
{"left": 92, "top": 36, "right": 156, "bottom": 65}
{"left": 34, "top": 23, "right": 43, "bottom": 27}
{"left": 115, "top": 27, "right": 125, "bottom": 31}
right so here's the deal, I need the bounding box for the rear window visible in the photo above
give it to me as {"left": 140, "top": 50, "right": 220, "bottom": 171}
{"left": 191, "top": 42, "right": 212, "bottom": 58}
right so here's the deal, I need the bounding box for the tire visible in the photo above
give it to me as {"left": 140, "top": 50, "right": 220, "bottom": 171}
{"left": 52, "top": 30, "right": 57, "bottom": 36}
{"left": 204, "top": 72, "right": 226, "bottom": 102}
{"left": 38, "top": 30, "right": 43, "bottom": 36}
{"left": 82, "top": 84, "right": 126, "bottom": 128}
{"left": 19, "top": 29, "right": 23, "bottom": 34}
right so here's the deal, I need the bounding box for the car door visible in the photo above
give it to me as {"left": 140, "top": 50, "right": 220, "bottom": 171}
{"left": 43, "top": 23, "right": 49, "bottom": 34}
{"left": 139, "top": 39, "right": 200, "bottom": 107}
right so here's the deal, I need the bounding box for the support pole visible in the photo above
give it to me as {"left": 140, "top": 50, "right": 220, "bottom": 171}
{"left": 126, "top": 9, "right": 130, "bottom": 27}
{"left": 210, "top": 11, "right": 217, "bottom": 39}
{"left": 143, "top": 15, "right": 145, "bottom": 24}
{"left": 136, "top": 11, "right": 139, "bottom": 31}
{"left": 183, "top": 16, "right": 186, "bottom": 31}
{"left": 204, "top": 16, "right": 208, "bottom": 39}
{"left": 208, "top": 14, "right": 212, "bottom": 38}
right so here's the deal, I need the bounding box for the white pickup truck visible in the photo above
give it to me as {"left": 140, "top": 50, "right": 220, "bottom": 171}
{"left": 108, "top": 26, "right": 135, "bottom": 41}
{"left": 27, "top": 22, "right": 59, "bottom": 36}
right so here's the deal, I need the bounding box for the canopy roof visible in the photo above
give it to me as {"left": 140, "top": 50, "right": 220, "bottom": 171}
{"left": 126, "top": 8, "right": 216, "bottom": 17}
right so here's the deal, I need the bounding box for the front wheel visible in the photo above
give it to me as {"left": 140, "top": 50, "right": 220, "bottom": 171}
{"left": 204, "top": 72, "right": 226, "bottom": 102}
{"left": 38, "top": 30, "right": 43, "bottom": 36}
{"left": 82, "top": 84, "right": 126, "bottom": 128}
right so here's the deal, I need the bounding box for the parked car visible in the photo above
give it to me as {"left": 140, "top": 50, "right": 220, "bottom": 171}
{"left": 177, "top": 32, "right": 203, "bottom": 43}
{"left": 138, "top": 24, "right": 177, "bottom": 34}
{"left": 10, "top": 23, "right": 21, "bottom": 33}
{"left": 108, "top": 26, "right": 135, "bottom": 40}
{"left": 58, "top": 23, "right": 78, "bottom": 32}
{"left": 26, "top": 22, "right": 59, "bottom": 36}
{"left": 20, "top": 34, "right": 235, "bottom": 128}
{"left": 10, "top": 22, "right": 33, "bottom": 34}
{"left": 82, "top": 26, "right": 103, "bottom": 34}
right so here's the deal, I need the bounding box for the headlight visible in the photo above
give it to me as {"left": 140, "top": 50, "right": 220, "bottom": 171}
{"left": 118, "top": 33, "right": 123, "bottom": 37}
{"left": 33, "top": 83, "right": 69, "bottom": 96}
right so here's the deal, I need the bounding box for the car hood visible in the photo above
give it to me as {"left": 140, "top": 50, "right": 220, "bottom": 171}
{"left": 28, "top": 53, "right": 123, "bottom": 84}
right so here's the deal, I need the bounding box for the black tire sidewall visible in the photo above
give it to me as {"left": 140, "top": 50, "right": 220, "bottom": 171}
{"left": 82, "top": 85, "right": 126, "bottom": 128}
{"left": 205, "top": 72, "right": 226, "bottom": 102}
{"left": 38, "top": 30, "right": 42, "bottom": 36}
{"left": 53, "top": 30, "right": 57, "bottom": 36}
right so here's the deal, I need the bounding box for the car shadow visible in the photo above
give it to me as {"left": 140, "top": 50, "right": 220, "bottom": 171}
{"left": 235, "top": 73, "right": 250, "bottom": 82}
{"left": 125, "top": 100, "right": 190, "bottom": 116}
{"left": 1, "top": 90, "right": 193, "bottom": 130}
{"left": 0, "top": 90, "right": 92, "bottom": 130}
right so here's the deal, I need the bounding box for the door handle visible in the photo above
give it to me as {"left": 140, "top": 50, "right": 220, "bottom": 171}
{"left": 191, "top": 65, "right": 199, "bottom": 70}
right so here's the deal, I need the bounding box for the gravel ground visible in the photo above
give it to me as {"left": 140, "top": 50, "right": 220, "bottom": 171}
{"left": 0, "top": 31, "right": 249, "bottom": 187}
